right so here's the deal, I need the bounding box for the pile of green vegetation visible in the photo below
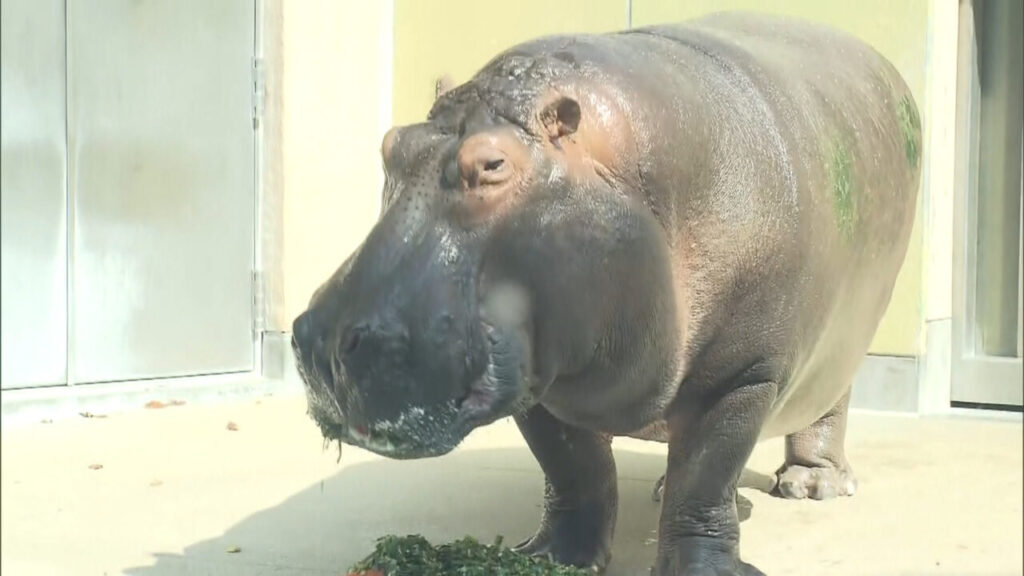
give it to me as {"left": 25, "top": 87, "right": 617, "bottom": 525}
{"left": 347, "top": 534, "right": 591, "bottom": 576}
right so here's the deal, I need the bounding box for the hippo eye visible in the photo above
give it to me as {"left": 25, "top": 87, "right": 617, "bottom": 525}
{"left": 455, "top": 133, "right": 516, "bottom": 193}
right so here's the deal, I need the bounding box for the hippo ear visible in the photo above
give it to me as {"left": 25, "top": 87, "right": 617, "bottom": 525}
{"left": 434, "top": 74, "right": 454, "bottom": 101}
{"left": 539, "top": 95, "right": 581, "bottom": 140}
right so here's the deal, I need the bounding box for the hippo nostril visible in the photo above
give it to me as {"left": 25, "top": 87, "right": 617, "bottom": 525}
{"left": 339, "top": 320, "right": 409, "bottom": 364}
{"left": 313, "top": 334, "right": 327, "bottom": 356}
{"left": 432, "top": 312, "right": 455, "bottom": 338}
{"left": 345, "top": 331, "right": 361, "bottom": 354}
{"left": 341, "top": 324, "right": 368, "bottom": 357}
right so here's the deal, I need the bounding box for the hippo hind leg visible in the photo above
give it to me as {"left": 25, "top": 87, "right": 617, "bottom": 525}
{"left": 514, "top": 404, "right": 617, "bottom": 572}
{"left": 652, "top": 390, "right": 858, "bottom": 503}
{"left": 774, "top": 390, "right": 857, "bottom": 500}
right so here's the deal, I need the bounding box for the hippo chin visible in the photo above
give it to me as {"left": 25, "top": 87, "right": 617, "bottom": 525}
{"left": 292, "top": 12, "right": 921, "bottom": 575}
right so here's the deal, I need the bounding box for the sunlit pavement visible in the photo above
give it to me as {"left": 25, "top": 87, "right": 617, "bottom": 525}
{"left": 2, "top": 393, "right": 1021, "bottom": 575}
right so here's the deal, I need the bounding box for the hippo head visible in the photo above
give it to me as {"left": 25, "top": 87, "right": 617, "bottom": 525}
{"left": 292, "top": 56, "right": 672, "bottom": 459}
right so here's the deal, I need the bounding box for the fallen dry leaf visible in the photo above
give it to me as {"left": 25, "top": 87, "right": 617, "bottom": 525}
{"left": 40, "top": 419, "right": 53, "bottom": 424}
{"left": 226, "top": 546, "right": 241, "bottom": 554}
{"left": 79, "top": 412, "right": 107, "bottom": 419}
{"left": 88, "top": 464, "right": 103, "bottom": 470}
{"left": 149, "top": 479, "right": 163, "bottom": 487}
{"left": 226, "top": 421, "right": 239, "bottom": 431}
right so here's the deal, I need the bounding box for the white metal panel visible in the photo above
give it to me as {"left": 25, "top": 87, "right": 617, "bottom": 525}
{"left": 67, "top": 0, "right": 256, "bottom": 383}
{"left": 0, "top": 0, "right": 69, "bottom": 389}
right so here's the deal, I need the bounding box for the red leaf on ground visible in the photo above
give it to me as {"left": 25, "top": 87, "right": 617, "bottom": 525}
{"left": 145, "top": 399, "right": 186, "bottom": 409}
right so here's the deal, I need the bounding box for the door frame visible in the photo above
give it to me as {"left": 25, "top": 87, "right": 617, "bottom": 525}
{"left": 252, "top": 0, "right": 268, "bottom": 378}
{"left": 950, "top": 0, "right": 1024, "bottom": 409}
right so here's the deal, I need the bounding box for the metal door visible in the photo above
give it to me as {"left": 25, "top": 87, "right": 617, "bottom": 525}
{"left": 1, "top": 0, "right": 69, "bottom": 389}
{"left": 952, "top": 0, "right": 1024, "bottom": 408}
{"left": 66, "top": 0, "right": 257, "bottom": 383}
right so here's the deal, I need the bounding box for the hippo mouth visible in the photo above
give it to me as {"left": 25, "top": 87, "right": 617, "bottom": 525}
{"left": 300, "top": 321, "right": 534, "bottom": 460}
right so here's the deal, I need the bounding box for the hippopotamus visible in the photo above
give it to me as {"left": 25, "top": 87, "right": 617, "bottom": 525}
{"left": 291, "top": 12, "right": 921, "bottom": 575}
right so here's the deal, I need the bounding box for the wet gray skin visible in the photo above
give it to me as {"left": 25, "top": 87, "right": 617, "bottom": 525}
{"left": 292, "top": 12, "right": 921, "bottom": 576}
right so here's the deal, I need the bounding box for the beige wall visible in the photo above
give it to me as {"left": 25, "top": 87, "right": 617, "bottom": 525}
{"left": 923, "top": 0, "right": 960, "bottom": 325}
{"left": 392, "top": 0, "right": 627, "bottom": 127}
{"left": 273, "top": 0, "right": 392, "bottom": 327}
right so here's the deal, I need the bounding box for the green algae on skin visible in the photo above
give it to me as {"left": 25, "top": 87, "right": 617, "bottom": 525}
{"left": 827, "top": 138, "right": 857, "bottom": 242}
{"left": 897, "top": 94, "right": 921, "bottom": 168}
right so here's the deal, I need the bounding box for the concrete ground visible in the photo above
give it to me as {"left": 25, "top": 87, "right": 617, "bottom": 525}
{"left": 1, "top": 392, "right": 1021, "bottom": 576}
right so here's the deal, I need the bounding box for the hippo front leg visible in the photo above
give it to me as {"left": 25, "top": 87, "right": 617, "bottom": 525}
{"left": 514, "top": 404, "right": 617, "bottom": 572}
{"left": 654, "top": 382, "right": 776, "bottom": 576}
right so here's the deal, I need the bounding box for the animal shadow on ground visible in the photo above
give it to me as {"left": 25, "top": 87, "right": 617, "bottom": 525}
{"left": 124, "top": 446, "right": 774, "bottom": 576}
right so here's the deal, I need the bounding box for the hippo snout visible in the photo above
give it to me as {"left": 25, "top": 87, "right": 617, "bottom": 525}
{"left": 293, "top": 310, "right": 413, "bottom": 376}
{"left": 293, "top": 307, "right": 429, "bottom": 451}
{"left": 291, "top": 308, "right": 317, "bottom": 350}
{"left": 290, "top": 310, "right": 335, "bottom": 402}
{"left": 291, "top": 222, "right": 536, "bottom": 459}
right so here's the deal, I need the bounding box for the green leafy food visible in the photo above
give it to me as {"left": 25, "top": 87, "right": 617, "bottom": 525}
{"left": 348, "top": 534, "right": 591, "bottom": 576}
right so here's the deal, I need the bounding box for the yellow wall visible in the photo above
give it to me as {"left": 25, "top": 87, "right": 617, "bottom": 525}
{"left": 279, "top": 1, "right": 390, "bottom": 325}
{"left": 629, "top": 1, "right": 928, "bottom": 355}
{"left": 392, "top": 0, "right": 627, "bottom": 127}
{"left": 392, "top": 0, "right": 928, "bottom": 356}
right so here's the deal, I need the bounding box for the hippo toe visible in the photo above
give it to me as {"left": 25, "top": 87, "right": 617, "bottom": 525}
{"left": 775, "top": 462, "right": 857, "bottom": 500}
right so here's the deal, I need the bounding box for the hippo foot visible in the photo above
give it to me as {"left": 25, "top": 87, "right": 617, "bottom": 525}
{"left": 652, "top": 536, "right": 764, "bottom": 576}
{"left": 773, "top": 462, "right": 856, "bottom": 500}
{"left": 513, "top": 509, "right": 612, "bottom": 573}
